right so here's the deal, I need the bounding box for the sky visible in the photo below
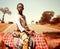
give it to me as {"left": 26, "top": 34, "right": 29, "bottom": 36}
{"left": 0, "top": 0, "right": 60, "bottom": 24}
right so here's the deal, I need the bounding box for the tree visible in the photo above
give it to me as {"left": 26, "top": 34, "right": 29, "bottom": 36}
{"left": 31, "top": 20, "right": 34, "bottom": 24}
{"left": 40, "top": 11, "right": 54, "bottom": 24}
{"left": 51, "top": 15, "right": 60, "bottom": 24}
{"left": 0, "top": 7, "right": 11, "bottom": 23}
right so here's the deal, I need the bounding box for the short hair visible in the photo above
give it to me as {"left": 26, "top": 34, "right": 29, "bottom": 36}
{"left": 17, "top": 3, "right": 24, "bottom": 8}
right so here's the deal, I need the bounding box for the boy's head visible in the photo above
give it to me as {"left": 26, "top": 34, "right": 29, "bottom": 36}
{"left": 17, "top": 3, "right": 24, "bottom": 12}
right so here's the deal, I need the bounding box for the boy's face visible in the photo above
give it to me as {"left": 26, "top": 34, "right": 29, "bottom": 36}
{"left": 17, "top": 4, "right": 24, "bottom": 12}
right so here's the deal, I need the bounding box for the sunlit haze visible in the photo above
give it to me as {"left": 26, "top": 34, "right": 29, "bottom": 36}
{"left": 0, "top": 0, "right": 60, "bottom": 24}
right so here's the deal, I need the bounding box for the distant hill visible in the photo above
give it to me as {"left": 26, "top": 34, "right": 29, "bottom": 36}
{"left": 0, "top": 23, "right": 10, "bottom": 32}
{"left": 28, "top": 24, "right": 60, "bottom": 33}
{"left": 42, "top": 23, "right": 60, "bottom": 30}
{"left": 0, "top": 23, "right": 60, "bottom": 34}
{"left": 0, "top": 23, "right": 17, "bottom": 33}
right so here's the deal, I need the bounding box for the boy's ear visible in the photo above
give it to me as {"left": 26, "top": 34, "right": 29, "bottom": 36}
{"left": 23, "top": 8, "right": 24, "bottom": 10}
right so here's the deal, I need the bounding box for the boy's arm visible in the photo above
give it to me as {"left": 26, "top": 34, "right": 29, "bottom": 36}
{"left": 15, "top": 16, "right": 25, "bottom": 32}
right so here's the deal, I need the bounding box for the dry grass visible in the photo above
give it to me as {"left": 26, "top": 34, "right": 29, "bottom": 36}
{"left": 0, "top": 23, "right": 11, "bottom": 32}
{"left": 43, "top": 23, "right": 60, "bottom": 30}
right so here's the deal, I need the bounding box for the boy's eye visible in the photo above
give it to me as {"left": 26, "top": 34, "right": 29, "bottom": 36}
{"left": 18, "top": 7, "right": 23, "bottom": 8}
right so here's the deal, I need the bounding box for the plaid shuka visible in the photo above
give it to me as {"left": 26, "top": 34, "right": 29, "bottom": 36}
{"left": 33, "top": 33, "right": 48, "bottom": 49}
{"left": 3, "top": 32, "right": 16, "bottom": 49}
{"left": 3, "top": 32, "right": 48, "bottom": 49}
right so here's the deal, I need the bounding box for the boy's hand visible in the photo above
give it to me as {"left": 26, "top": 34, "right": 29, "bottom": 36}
{"left": 24, "top": 30, "right": 33, "bottom": 34}
{"left": 28, "top": 30, "right": 33, "bottom": 35}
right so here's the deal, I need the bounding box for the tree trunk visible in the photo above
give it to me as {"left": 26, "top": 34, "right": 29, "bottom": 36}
{"left": 1, "top": 14, "right": 5, "bottom": 23}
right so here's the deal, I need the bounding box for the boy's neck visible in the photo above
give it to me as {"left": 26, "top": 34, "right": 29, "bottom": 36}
{"left": 19, "top": 11, "right": 23, "bottom": 16}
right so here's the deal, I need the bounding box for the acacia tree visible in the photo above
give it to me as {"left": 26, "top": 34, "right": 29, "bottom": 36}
{"left": 31, "top": 20, "right": 34, "bottom": 24}
{"left": 40, "top": 11, "right": 54, "bottom": 24}
{"left": 0, "top": 7, "right": 11, "bottom": 23}
{"left": 51, "top": 15, "right": 60, "bottom": 24}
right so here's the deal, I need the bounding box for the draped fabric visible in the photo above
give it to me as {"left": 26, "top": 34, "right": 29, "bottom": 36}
{"left": 3, "top": 32, "right": 48, "bottom": 49}
{"left": 33, "top": 33, "right": 48, "bottom": 49}
{"left": 3, "top": 32, "right": 16, "bottom": 49}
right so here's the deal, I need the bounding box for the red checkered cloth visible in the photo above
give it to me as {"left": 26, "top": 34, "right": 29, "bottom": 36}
{"left": 3, "top": 32, "right": 16, "bottom": 49}
{"left": 33, "top": 33, "right": 48, "bottom": 49}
